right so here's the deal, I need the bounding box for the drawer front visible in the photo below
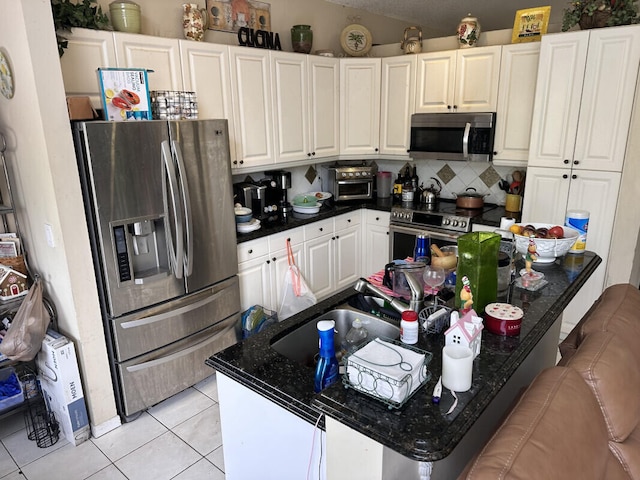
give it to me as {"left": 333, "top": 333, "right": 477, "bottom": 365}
{"left": 303, "top": 218, "right": 334, "bottom": 240}
{"left": 364, "top": 209, "right": 390, "bottom": 225}
{"left": 335, "top": 211, "right": 361, "bottom": 231}
{"left": 269, "top": 226, "right": 304, "bottom": 251}
{"left": 237, "top": 238, "right": 269, "bottom": 263}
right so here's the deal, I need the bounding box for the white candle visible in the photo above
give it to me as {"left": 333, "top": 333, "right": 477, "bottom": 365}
{"left": 441, "top": 345, "right": 473, "bottom": 392}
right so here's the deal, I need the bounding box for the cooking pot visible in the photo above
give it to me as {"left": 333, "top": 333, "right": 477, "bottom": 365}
{"left": 455, "top": 187, "right": 487, "bottom": 209}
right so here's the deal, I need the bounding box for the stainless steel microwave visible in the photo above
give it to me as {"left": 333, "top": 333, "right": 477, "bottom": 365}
{"left": 409, "top": 112, "right": 496, "bottom": 161}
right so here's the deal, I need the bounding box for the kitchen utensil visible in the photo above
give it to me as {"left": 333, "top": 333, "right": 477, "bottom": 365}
{"left": 454, "top": 188, "right": 487, "bottom": 209}
{"left": 498, "top": 179, "right": 510, "bottom": 193}
{"left": 484, "top": 303, "right": 524, "bottom": 336}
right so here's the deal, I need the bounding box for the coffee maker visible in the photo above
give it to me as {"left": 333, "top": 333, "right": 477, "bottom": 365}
{"left": 233, "top": 182, "right": 267, "bottom": 217}
{"left": 264, "top": 170, "right": 292, "bottom": 216}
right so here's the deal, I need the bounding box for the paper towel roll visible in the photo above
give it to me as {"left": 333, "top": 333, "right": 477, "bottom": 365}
{"left": 442, "top": 345, "right": 473, "bottom": 392}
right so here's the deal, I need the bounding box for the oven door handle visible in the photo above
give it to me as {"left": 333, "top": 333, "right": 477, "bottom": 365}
{"left": 462, "top": 122, "right": 471, "bottom": 159}
{"left": 389, "top": 223, "right": 463, "bottom": 243}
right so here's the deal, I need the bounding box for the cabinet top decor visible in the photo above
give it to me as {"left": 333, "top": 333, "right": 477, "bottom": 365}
{"left": 562, "top": 0, "right": 640, "bottom": 31}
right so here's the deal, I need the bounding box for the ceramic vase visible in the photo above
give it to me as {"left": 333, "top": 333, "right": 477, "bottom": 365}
{"left": 457, "top": 14, "right": 481, "bottom": 48}
{"left": 291, "top": 25, "right": 313, "bottom": 54}
{"left": 109, "top": 0, "right": 141, "bottom": 34}
{"left": 183, "top": 3, "right": 208, "bottom": 42}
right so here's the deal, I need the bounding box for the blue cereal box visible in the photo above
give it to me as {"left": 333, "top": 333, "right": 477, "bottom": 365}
{"left": 97, "top": 68, "right": 152, "bottom": 121}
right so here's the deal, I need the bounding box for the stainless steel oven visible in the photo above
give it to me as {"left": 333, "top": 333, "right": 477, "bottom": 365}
{"left": 389, "top": 201, "right": 499, "bottom": 260}
{"left": 320, "top": 163, "right": 375, "bottom": 201}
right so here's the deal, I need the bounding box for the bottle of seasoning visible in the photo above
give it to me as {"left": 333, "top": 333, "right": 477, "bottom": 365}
{"left": 402, "top": 176, "right": 414, "bottom": 204}
{"left": 400, "top": 310, "right": 419, "bottom": 345}
{"left": 393, "top": 173, "right": 403, "bottom": 202}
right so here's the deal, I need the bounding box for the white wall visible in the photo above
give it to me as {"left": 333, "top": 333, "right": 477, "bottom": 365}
{"left": 0, "top": 0, "right": 118, "bottom": 432}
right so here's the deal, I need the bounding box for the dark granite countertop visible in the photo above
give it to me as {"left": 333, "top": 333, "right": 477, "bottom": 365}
{"left": 207, "top": 251, "right": 601, "bottom": 462}
{"left": 235, "top": 197, "right": 517, "bottom": 243}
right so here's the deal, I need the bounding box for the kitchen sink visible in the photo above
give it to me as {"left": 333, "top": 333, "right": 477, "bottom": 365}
{"left": 270, "top": 308, "right": 400, "bottom": 368}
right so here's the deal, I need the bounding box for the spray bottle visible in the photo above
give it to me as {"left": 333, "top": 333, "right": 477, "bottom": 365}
{"left": 314, "top": 320, "right": 339, "bottom": 393}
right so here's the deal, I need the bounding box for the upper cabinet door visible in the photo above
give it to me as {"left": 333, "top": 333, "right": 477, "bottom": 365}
{"left": 59, "top": 28, "right": 117, "bottom": 109}
{"left": 308, "top": 56, "right": 340, "bottom": 159}
{"left": 493, "top": 43, "right": 541, "bottom": 166}
{"left": 114, "top": 33, "right": 183, "bottom": 91}
{"left": 179, "top": 41, "right": 236, "bottom": 161}
{"left": 339, "top": 58, "right": 381, "bottom": 155}
{"left": 574, "top": 25, "right": 640, "bottom": 172}
{"left": 270, "top": 51, "right": 310, "bottom": 163}
{"left": 415, "top": 51, "right": 456, "bottom": 113}
{"left": 528, "top": 31, "right": 589, "bottom": 169}
{"left": 379, "top": 55, "right": 416, "bottom": 157}
{"left": 228, "top": 46, "right": 275, "bottom": 169}
{"left": 454, "top": 45, "right": 501, "bottom": 112}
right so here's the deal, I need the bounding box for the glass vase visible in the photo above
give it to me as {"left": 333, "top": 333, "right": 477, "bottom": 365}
{"left": 455, "top": 232, "right": 500, "bottom": 314}
{"left": 291, "top": 25, "right": 313, "bottom": 54}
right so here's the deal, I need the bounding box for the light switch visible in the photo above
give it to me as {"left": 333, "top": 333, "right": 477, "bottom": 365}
{"left": 44, "top": 223, "right": 55, "bottom": 248}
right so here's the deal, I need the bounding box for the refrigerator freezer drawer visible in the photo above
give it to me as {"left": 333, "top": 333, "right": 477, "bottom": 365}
{"left": 117, "top": 314, "right": 239, "bottom": 417}
{"left": 112, "top": 276, "right": 240, "bottom": 362}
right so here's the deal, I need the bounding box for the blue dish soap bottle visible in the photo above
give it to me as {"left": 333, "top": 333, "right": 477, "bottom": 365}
{"left": 314, "top": 320, "right": 339, "bottom": 393}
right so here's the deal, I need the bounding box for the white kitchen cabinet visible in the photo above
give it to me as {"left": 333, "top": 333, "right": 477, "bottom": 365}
{"left": 492, "top": 43, "right": 540, "bottom": 167}
{"left": 304, "top": 213, "right": 361, "bottom": 301}
{"left": 340, "top": 58, "right": 381, "bottom": 156}
{"left": 270, "top": 51, "right": 310, "bottom": 163}
{"left": 236, "top": 228, "right": 304, "bottom": 312}
{"left": 228, "top": 46, "right": 275, "bottom": 169}
{"left": 59, "top": 28, "right": 117, "bottom": 109}
{"left": 379, "top": 55, "right": 416, "bottom": 157}
{"left": 179, "top": 41, "right": 237, "bottom": 161}
{"left": 362, "top": 210, "right": 390, "bottom": 277}
{"left": 522, "top": 166, "right": 621, "bottom": 332}
{"left": 308, "top": 56, "right": 340, "bottom": 159}
{"left": 113, "top": 32, "right": 183, "bottom": 91}
{"left": 528, "top": 27, "right": 640, "bottom": 172}
{"left": 415, "top": 46, "right": 501, "bottom": 114}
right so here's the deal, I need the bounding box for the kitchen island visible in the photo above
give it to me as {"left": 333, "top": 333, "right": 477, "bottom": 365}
{"left": 207, "top": 251, "right": 601, "bottom": 479}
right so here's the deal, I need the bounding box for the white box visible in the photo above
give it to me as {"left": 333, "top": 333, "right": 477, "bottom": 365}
{"left": 97, "top": 68, "right": 152, "bottom": 121}
{"left": 36, "top": 330, "right": 90, "bottom": 446}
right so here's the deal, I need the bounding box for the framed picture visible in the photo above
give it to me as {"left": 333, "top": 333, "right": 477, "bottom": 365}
{"left": 511, "top": 6, "right": 551, "bottom": 43}
{"left": 206, "top": 0, "right": 271, "bottom": 33}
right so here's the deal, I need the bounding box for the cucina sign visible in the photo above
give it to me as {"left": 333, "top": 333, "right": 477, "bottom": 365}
{"left": 237, "top": 28, "right": 282, "bottom": 50}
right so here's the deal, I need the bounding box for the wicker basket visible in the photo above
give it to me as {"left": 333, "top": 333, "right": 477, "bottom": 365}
{"left": 0, "top": 255, "right": 27, "bottom": 276}
{"left": 579, "top": 11, "right": 612, "bottom": 29}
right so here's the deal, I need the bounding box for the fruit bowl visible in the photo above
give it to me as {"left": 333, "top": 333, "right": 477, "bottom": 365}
{"left": 513, "top": 223, "right": 580, "bottom": 263}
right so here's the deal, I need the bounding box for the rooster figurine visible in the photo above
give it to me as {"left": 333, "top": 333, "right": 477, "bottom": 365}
{"left": 460, "top": 275, "right": 474, "bottom": 313}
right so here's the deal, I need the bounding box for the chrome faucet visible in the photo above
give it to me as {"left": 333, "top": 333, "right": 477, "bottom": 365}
{"left": 353, "top": 276, "right": 424, "bottom": 314}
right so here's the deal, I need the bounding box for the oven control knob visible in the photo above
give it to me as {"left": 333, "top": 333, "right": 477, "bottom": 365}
{"left": 452, "top": 220, "right": 459, "bottom": 227}
{"left": 442, "top": 218, "right": 450, "bottom": 226}
{"left": 460, "top": 221, "right": 467, "bottom": 228}
{"left": 355, "top": 172, "right": 360, "bottom": 176}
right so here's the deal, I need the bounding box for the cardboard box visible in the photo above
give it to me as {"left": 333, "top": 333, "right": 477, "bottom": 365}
{"left": 36, "top": 330, "right": 90, "bottom": 446}
{"left": 66, "top": 96, "right": 98, "bottom": 120}
{"left": 97, "top": 68, "right": 152, "bottom": 121}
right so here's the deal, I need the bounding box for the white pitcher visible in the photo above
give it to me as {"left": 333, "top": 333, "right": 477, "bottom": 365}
{"left": 183, "top": 3, "right": 208, "bottom": 41}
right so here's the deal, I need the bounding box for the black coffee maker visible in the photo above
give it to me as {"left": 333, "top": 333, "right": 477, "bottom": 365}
{"left": 264, "top": 170, "right": 292, "bottom": 216}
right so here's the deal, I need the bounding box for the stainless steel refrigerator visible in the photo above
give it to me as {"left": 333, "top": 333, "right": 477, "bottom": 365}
{"left": 73, "top": 119, "right": 240, "bottom": 419}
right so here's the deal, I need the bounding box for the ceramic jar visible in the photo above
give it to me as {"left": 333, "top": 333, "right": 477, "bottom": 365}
{"left": 183, "top": 4, "right": 208, "bottom": 41}
{"left": 291, "top": 25, "right": 313, "bottom": 54}
{"left": 109, "top": 0, "right": 141, "bottom": 34}
{"left": 457, "top": 14, "right": 481, "bottom": 48}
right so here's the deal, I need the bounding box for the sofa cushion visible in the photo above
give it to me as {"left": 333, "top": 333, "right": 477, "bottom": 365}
{"left": 559, "top": 284, "right": 640, "bottom": 361}
{"left": 609, "top": 426, "right": 640, "bottom": 479}
{"left": 566, "top": 331, "right": 640, "bottom": 443}
{"left": 463, "top": 367, "right": 627, "bottom": 480}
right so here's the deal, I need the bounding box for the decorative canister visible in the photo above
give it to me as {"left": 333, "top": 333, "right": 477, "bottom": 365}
{"left": 183, "top": 4, "right": 208, "bottom": 42}
{"left": 109, "top": 1, "right": 141, "bottom": 34}
{"left": 291, "top": 25, "right": 313, "bottom": 54}
{"left": 457, "top": 14, "right": 481, "bottom": 48}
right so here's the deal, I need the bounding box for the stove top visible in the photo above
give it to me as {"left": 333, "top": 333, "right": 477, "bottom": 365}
{"left": 391, "top": 199, "right": 499, "bottom": 233}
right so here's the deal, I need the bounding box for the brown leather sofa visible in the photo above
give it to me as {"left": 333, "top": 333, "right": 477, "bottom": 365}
{"left": 459, "top": 284, "right": 640, "bottom": 479}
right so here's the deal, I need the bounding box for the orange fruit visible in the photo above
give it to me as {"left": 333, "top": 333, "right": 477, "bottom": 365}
{"left": 509, "top": 224, "right": 522, "bottom": 235}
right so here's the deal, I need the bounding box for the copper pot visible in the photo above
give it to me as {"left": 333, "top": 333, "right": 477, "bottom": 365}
{"left": 455, "top": 188, "right": 486, "bottom": 209}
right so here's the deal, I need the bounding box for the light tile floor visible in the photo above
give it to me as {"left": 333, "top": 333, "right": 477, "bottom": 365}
{"left": 0, "top": 374, "right": 225, "bottom": 480}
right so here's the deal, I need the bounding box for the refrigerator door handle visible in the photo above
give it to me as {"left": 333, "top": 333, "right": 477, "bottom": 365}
{"left": 172, "top": 140, "right": 194, "bottom": 278}
{"left": 161, "top": 140, "right": 184, "bottom": 279}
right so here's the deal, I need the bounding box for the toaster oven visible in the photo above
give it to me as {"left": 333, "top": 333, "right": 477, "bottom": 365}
{"left": 321, "top": 164, "right": 376, "bottom": 201}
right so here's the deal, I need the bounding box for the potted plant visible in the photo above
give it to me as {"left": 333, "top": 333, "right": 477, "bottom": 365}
{"left": 51, "top": 0, "right": 110, "bottom": 56}
{"left": 562, "top": 0, "right": 640, "bottom": 31}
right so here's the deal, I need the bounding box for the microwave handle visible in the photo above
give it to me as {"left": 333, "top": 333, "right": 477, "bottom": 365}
{"left": 462, "top": 122, "right": 471, "bottom": 159}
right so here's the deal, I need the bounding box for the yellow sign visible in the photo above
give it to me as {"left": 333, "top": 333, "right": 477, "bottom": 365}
{"left": 512, "top": 6, "right": 551, "bottom": 43}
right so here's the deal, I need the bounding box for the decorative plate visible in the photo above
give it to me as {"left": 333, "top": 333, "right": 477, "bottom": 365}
{"left": 0, "top": 49, "right": 14, "bottom": 100}
{"left": 340, "top": 24, "right": 372, "bottom": 57}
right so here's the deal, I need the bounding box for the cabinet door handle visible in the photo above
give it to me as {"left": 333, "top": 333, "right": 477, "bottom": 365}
{"left": 248, "top": 249, "right": 253, "bottom": 254}
{"left": 307, "top": 152, "right": 312, "bottom": 157}
{"left": 563, "top": 159, "right": 570, "bottom": 164}
{"left": 319, "top": 227, "right": 323, "bottom": 232}
{"left": 266, "top": 259, "right": 271, "bottom": 264}
{"left": 332, "top": 236, "right": 336, "bottom": 240}
{"left": 562, "top": 174, "right": 569, "bottom": 179}
{"left": 447, "top": 105, "right": 452, "bottom": 110}
{"left": 453, "top": 105, "right": 458, "bottom": 110}
{"left": 336, "top": 235, "right": 339, "bottom": 239}
{"left": 374, "top": 147, "right": 379, "bottom": 152}
{"left": 239, "top": 160, "right": 244, "bottom": 165}
{"left": 573, "top": 160, "right": 579, "bottom": 165}
{"left": 233, "top": 160, "right": 238, "bottom": 165}
{"left": 572, "top": 174, "right": 577, "bottom": 179}
{"left": 312, "top": 152, "right": 316, "bottom": 156}
{"left": 272, "top": 257, "right": 277, "bottom": 262}
{"left": 375, "top": 216, "right": 380, "bottom": 221}
{"left": 347, "top": 219, "right": 351, "bottom": 223}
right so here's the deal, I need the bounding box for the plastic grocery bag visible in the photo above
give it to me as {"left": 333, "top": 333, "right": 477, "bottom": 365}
{"left": 278, "top": 241, "right": 316, "bottom": 321}
{"left": 0, "top": 276, "right": 50, "bottom": 361}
